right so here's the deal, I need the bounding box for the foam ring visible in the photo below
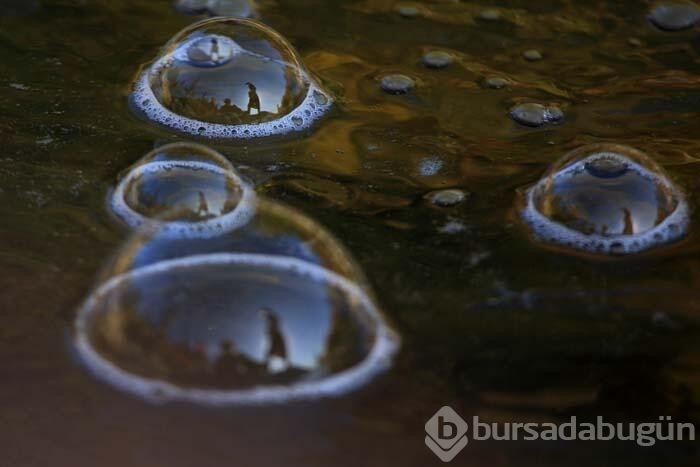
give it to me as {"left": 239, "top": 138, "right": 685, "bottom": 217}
{"left": 110, "top": 160, "right": 257, "bottom": 239}
{"left": 73, "top": 253, "right": 401, "bottom": 406}
{"left": 521, "top": 152, "right": 690, "bottom": 255}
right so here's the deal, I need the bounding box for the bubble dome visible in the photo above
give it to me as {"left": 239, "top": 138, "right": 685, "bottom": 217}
{"left": 520, "top": 143, "right": 689, "bottom": 255}
{"left": 75, "top": 198, "right": 399, "bottom": 405}
{"left": 130, "top": 18, "right": 333, "bottom": 140}
{"left": 104, "top": 197, "right": 365, "bottom": 280}
{"left": 110, "top": 142, "right": 256, "bottom": 238}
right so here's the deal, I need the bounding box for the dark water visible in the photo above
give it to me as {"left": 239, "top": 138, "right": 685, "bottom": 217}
{"left": 1, "top": 0, "right": 699, "bottom": 465}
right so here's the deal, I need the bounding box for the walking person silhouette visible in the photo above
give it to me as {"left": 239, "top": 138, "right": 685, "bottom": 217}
{"left": 259, "top": 307, "right": 288, "bottom": 373}
{"left": 245, "top": 82, "right": 260, "bottom": 115}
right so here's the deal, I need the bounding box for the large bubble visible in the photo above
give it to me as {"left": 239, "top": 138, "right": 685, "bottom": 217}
{"left": 130, "top": 18, "right": 333, "bottom": 139}
{"left": 520, "top": 144, "right": 689, "bottom": 255}
{"left": 110, "top": 142, "right": 256, "bottom": 238}
{"left": 104, "top": 197, "right": 365, "bottom": 281}
{"left": 74, "top": 255, "right": 398, "bottom": 405}
{"left": 75, "top": 198, "right": 399, "bottom": 405}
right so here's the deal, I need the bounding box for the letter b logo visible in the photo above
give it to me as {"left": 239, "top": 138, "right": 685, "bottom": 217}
{"left": 439, "top": 416, "right": 458, "bottom": 440}
{"left": 425, "top": 407, "right": 469, "bottom": 462}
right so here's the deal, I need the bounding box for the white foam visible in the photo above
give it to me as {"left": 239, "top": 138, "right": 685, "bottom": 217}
{"left": 72, "top": 253, "right": 401, "bottom": 406}
{"left": 521, "top": 152, "right": 689, "bottom": 255}
{"left": 131, "top": 42, "right": 333, "bottom": 140}
{"left": 110, "top": 160, "right": 257, "bottom": 239}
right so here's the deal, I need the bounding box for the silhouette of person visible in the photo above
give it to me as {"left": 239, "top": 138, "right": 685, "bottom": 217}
{"left": 196, "top": 190, "right": 209, "bottom": 216}
{"left": 245, "top": 82, "right": 261, "bottom": 115}
{"left": 221, "top": 97, "right": 235, "bottom": 112}
{"left": 259, "top": 307, "right": 288, "bottom": 373}
{"left": 215, "top": 340, "right": 249, "bottom": 380}
{"left": 209, "top": 37, "right": 221, "bottom": 62}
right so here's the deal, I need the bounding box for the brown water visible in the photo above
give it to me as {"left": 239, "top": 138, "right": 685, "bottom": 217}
{"left": 1, "top": 0, "right": 699, "bottom": 465}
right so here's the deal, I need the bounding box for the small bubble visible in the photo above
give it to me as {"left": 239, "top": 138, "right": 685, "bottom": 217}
{"left": 313, "top": 90, "right": 328, "bottom": 106}
{"left": 439, "top": 220, "right": 466, "bottom": 234}
{"left": 184, "top": 35, "right": 238, "bottom": 67}
{"left": 291, "top": 116, "right": 303, "bottom": 126}
{"left": 395, "top": 3, "right": 419, "bottom": 17}
{"left": 584, "top": 156, "right": 628, "bottom": 179}
{"left": 523, "top": 49, "right": 543, "bottom": 61}
{"left": 173, "top": 0, "right": 208, "bottom": 13}
{"left": 422, "top": 50, "right": 453, "bottom": 69}
{"left": 510, "top": 103, "right": 563, "bottom": 127}
{"left": 380, "top": 74, "right": 415, "bottom": 94}
{"left": 110, "top": 142, "right": 256, "bottom": 237}
{"left": 174, "top": 0, "right": 256, "bottom": 17}
{"left": 479, "top": 9, "right": 502, "bottom": 21}
{"left": 545, "top": 105, "right": 564, "bottom": 122}
{"left": 425, "top": 189, "right": 468, "bottom": 207}
{"left": 648, "top": 1, "right": 700, "bottom": 31}
{"left": 484, "top": 76, "right": 509, "bottom": 89}
{"left": 208, "top": 0, "right": 256, "bottom": 16}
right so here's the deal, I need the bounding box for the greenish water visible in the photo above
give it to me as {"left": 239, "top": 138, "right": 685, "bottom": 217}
{"left": 0, "top": 1, "right": 699, "bottom": 465}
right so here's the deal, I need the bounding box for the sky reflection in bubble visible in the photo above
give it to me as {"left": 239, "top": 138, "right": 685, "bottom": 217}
{"left": 131, "top": 18, "right": 332, "bottom": 140}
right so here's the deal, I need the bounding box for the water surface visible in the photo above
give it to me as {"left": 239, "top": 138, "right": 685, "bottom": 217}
{"left": 1, "top": 1, "right": 699, "bottom": 465}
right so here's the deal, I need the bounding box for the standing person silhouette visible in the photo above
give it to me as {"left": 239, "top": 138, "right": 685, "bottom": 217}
{"left": 196, "top": 191, "right": 209, "bottom": 217}
{"left": 209, "top": 37, "right": 220, "bottom": 62}
{"left": 245, "top": 82, "right": 261, "bottom": 115}
{"left": 259, "top": 307, "right": 288, "bottom": 373}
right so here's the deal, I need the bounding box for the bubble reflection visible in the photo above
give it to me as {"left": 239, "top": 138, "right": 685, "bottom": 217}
{"left": 521, "top": 144, "right": 689, "bottom": 255}
{"left": 75, "top": 254, "right": 399, "bottom": 405}
{"left": 110, "top": 142, "right": 256, "bottom": 238}
{"left": 131, "top": 18, "right": 332, "bottom": 139}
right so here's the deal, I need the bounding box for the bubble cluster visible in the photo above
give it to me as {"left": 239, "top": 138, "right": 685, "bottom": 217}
{"left": 648, "top": 1, "right": 700, "bottom": 31}
{"left": 521, "top": 144, "right": 689, "bottom": 255}
{"left": 130, "top": 18, "right": 333, "bottom": 140}
{"left": 110, "top": 142, "right": 256, "bottom": 238}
